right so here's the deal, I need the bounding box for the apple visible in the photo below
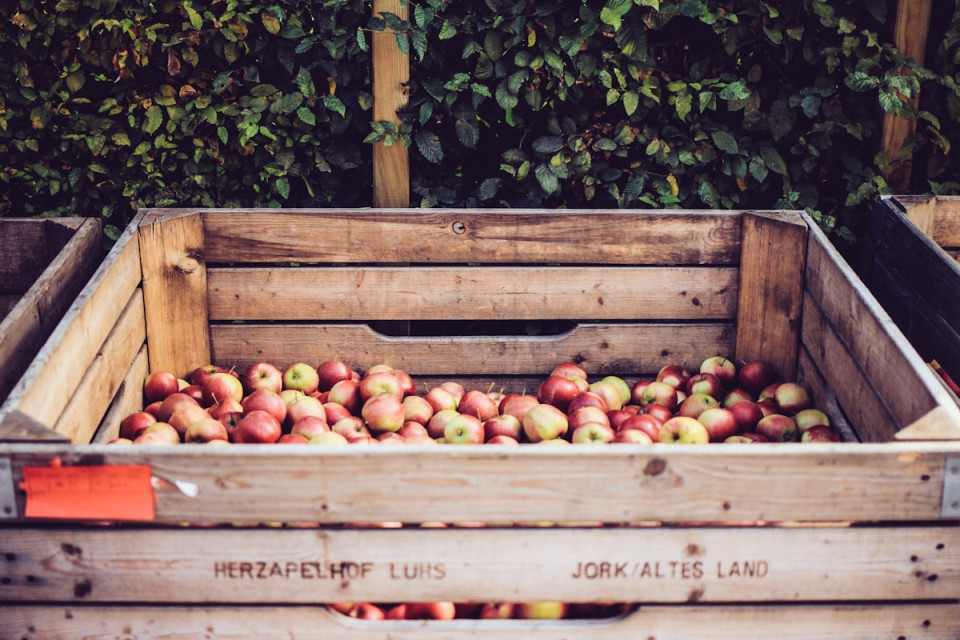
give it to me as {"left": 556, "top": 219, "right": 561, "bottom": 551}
{"left": 537, "top": 375, "right": 581, "bottom": 412}
{"left": 139, "top": 421, "right": 180, "bottom": 444}
{"left": 699, "top": 356, "right": 737, "bottom": 390}
{"left": 640, "top": 381, "right": 679, "bottom": 410}
{"left": 377, "top": 432, "right": 406, "bottom": 445}
{"left": 397, "top": 421, "right": 429, "bottom": 439}
{"left": 640, "top": 403, "right": 674, "bottom": 424}
{"left": 107, "top": 437, "right": 134, "bottom": 445}
{"left": 501, "top": 394, "right": 539, "bottom": 423}
{"left": 618, "top": 414, "right": 663, "bottom": 440}
{"left": 589, "top": 380, "right": 623, "bottom": 411}
{"left": 405, "top": 602, "right": 457, "bottom": 621}
{"left": 327, "top": 379, "right": 362, "bottom": 414}
{"left": 352, "top": 603, "right": 386, "bottom": 620}
{"left": 232, "top": 410, "right": 282, "bottom": 444}
{"left": 143, "top": 370, "right": 180, "bottom": 403}
{"left": 392, "top": 369, "right": 417, "bottom": 396}
{"left": 568, "top": 391, "right": 608, "bottom": 414}
{"left": 361, "top": 393, "right": 405, "bottom": 433}
{"left": 522, "top": 403, "right": 569, "bottom": 442}
{"left": 168, "top": 404, "right": 212, "bottom": 438}
{"left": 427, "top": 409, "right": 461, "bottom": 439}
{"left": 722, "top": 387, "right": 754, "bottom": 407}
{"left": 358, "top": 370, "right": 403, "bottom": 401}
{"left": 696, "top": 407, "right": 739, "bottom": 442}
{"left": 323, "top": 402, "right": 352, "bottom": 424}
{"left": 479, "top": 603, "right": 515, "bottom": 619}
{"left": 277, "top": 433, "right": 309, "bottom": 444}
{"left": 187, "top": 364, "right": 221, "bottom": 387}
{"left": 332, "top": 416, "right": 368, "bottom": 439}
{"left": 686, "top": 372, "right": 724, "bottom": 399}
{"left": 439, "top": 381, "right": 465, "bottom": 403}
{"left": 630, "top": 379, "right": 654, "bottom": 405}
{"left": 284, "top": 395, "right": 326, "bottom": 428}
{"left": 347, "top": 434, "right": 377, "bottom": 445}
{"left": 385, "top": 604, "right": 407, "bottom": 620}
{"left": 601, "top": 376, "right": 631, "bottom": 406}
{"left": 724, "top": 434, "right": 762, "bottom": 443}
{"left": 795, "top": 408, "right": 830, "bottom": 433}
{"left": 756, "top": 413, "right": 798, "bottom": 442}
{"left": 572, "top": 422, "right": 616, "bottom": 444}
{"left": 282, "top": 362, "right": 320, "bottom": 395}
{"left": 399, "top": 395, "right": 433, "bottom": 425}
{"left": 657, "top": 364, "right": 691, "bottom": 390}
{"left": 515, "top": 602, "right": 568, "bottom": 620}
{"left": 486, "top": 435, "right": 520, "bottom": 445}
{"left": 316, "top": 360, "right": 353, "bottom": 392}
{"left": 144, "top": 400, "right": 163, "bottom": 418}
{"left": 607, "top": 409, "right": 635, "bottom": 431}
{"left": 658, "top": 416, "right": 710, "bottom": 444}
{"left": 180, "top": 384, "right": 204, "bottom": 403}
{"left": 678, "top": 392, "right": 720, "bottom": 419}
{"left": 774, "top": 382, "right": 813, "bottom": 414}
{"left": 242, "top": 389, "right": 287, "bottom": 425}
{"left": 308, "top": 431, "right": 350, "bottom": 446}
{"left": 801, "top": 425, "right": 842, "bottom": 442}
{"left": 739, "top": 431, "right": 771, "bottom": 443}
{"left": 568, "top": 406, "right": 611, "bottom": 430}
{"left": 551, "top": 361, "right": 588, "bottom": 380}
{"left": 185, "top": 417, "right": 229, "bottom": 443}
{"left": 458, "top": 389, "right": 499, "bottom": 422}
{"left": 444, "top": 414, "right": 485, "bottom": 444}
{"left": 119, "top": 411, "right": 157, "bottom": 440}
{"left": 290, "top": 415, "right": 330, "bottom": 439}
{"left": 484, "top": 414, "right": 521, "bottom": 441}
{"left": 612, "top": 429, "right": 654, "bottom": 444}
{"left": 738, "top": 360, "right": 780, "bottom": 395}
{"left": 240, "top": 362, "right": 283, "bottom": 395}
{"left": 758, "top": 382, "right": 781, "bottom": 403}
{"left": 424, "top": 386, "right": 459, "bottom": 413}
{"left": 201, "top": 372, "right": 244, "bottom": 406}
{"left": 728, "top": 400, "right": 764, "bottom": 432}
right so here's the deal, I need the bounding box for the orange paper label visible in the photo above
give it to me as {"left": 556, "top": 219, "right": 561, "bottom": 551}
{"left": 22, "top": 464, "right": 155, "bottom": 521}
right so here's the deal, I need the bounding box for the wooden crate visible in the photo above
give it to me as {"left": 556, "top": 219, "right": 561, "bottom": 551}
{"left": 869, "top": 195, "right": 960, "bottom": 400}
{"left": 0, "top": 217, "right": 102, "bottom": 414}
{"left": 1, "top": 208, "right": 958, "bottom": 638}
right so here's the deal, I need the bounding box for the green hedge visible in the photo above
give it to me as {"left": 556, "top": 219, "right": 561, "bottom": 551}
{"left": 2, "top": 0, "right": 959, "bottom": 243}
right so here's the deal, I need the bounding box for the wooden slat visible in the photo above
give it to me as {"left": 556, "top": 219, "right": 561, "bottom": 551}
{"left": 0, "top": 222, "right": 140, "bottom": 431}
{"left": 807, "top": 215, "right": 960, "bottom": 439}
{"left": 208, "top": 266, "right": 738, "bottom": 321}
{"left": 0, "top": 218, "right": 102, "bottom": 406}
{"left": 210, "top": 322, "right": 736, "bottom": 377}
{"left": 734, "top": 212, "right": 806, "bottom": 379}
{"left": 0, "top": 219, "right": 55, "bottom": 293}
{"left": 53, "top": 289, "right": 146, "bottom": 443}
{"left": 3, "top": 603, "right": 958, "bottom": 640}
{"left": 0, "top": 410, "right": 70, "bottom": 443}
{"left": 2, "top": 526, "right": 957, "bottom": 604}
{"left": 795, "top": 344, "right": 860, "bottom": 443}
{"left": 92, "top": 344, "right": 150, "bottom": 444}
{"left": 139, "top": 211, "right": 211, "bottom": 377}
{"left": 0, "top": 293, "right": 18, "bottom": 318}
{"left": 0, "top": 443, "right": 952, "bottom": 524}
{"left": 200, "top": 210, "right": 743, "bottom": 265}
{"left": 372, "top": 0, "right": 409, "bottom": 207}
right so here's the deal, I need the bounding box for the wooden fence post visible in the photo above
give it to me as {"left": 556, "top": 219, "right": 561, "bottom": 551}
{"left": 881, "top": 0, "right": 933, "bottom": 192}
{"left": 372, "top": 0, "right": 410, "bottom": 208}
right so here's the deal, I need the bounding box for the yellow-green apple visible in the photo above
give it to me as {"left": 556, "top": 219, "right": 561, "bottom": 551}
{"left": 120, "top": 411, "right": 157, "bottom": 440}
{"left": 284, "top": 395, "right": 325, "bottom": 429}
{"left": 486, "top": 434, "right": 520, "bottom": 445}
{"left": 589, "top": 379, "right": 624, "bottom": 411}
{"left": 679, "top": 392, "right": 720, "bottom": 419}
{"left": 612, "top": 429, "right": 654, "bottom": 444}
{"left": 201, "top": 372, "right": 244, "bottom": 406}
{"left": 138, "top": 421, "right": 180, "bottom": 444}
{"left": 361, "top": 393, "right": 405, "bottom": 433}
{"left": 755, "top": 413, "right": 798, "bottom": 442}
{"left": 551, "top": 361, "right": 588, "bottom": 380}
{"left": 444, "top": 414, "right": 485, "bottom": 444}
{"left": 458, "top": 389, "right": 499, "bottom": 421}
{"left": 640, "top": 381, "right": 679, "bottom": 410}
{"left": 699, "top": 356, "right": 737, "bottom": 390}
{"left": 240, "top": 362, "right": 284, "bottom": 395}
{"left": 185, "top": 417, "right": 229, "bottom": 443}
{"left": 358, "top": 370, "right": 403, "bottom": 401}
{"left": 568, "top": 391, "right": 608, "bottom": 414}
{"left": 332, "top": 416, "right": 368, "bottom": 439}
{"left": 728, "top": 400, "right": 764, "bottom": 432}
{"left": 774, "top": 382, "right": 812, "bottom": 414}
{"left": 537, "top": 375, "right": 581, "bottom": 411}
{"left": 501, "top": 394, "right": 539, "bottom": 423}
{"left": 522, "top": 403, "right": 569, "bottom": 442}
{"left": 696, "top": 407, "right": 739, "bottom": 442}
{"left": 657, "top": 364, "right": 691, "bottom": 390}
{"left": 794, "top": 408, "right": 830, "bottom": 433}
{"left": 758, "top": 382, "right": 780, "bottom": 403}
{"left": 291, "top": 415, "right": 330, "bottom": 439}
{"left": 281, "top": 388, "right": 306, "bottom": 407}
{"left": 316, "top": 360, "right": 353, "bottom": 392}
{"left": 424, "top": 386, "right": 459, "bottom": 413}
{"left": 572, "top": 421, "right": 616, "bottom": 444}
{"left": 737, "top": 360, "right": 780, "bottom": 395}
{"left": 439, "top": 381, "right": 466, "bottom": 403}
{"left": 327, "top": 379, "right": 362, "bottom": 414}
{"left": 801, "top": 425, "right": 842, "bottom": 442}
{"left": 568, "top": 406, "right": 610, "bottom": 430}
{"left": 308, "top": 431, "right": 350, "bottom": 446}
{"left": 630, "top": 379, "right": 654, "bottom": 405}
{"left": 686, "top": 372, "right": 723, "bottom": 398}
{"left": 537, "top": 438, "right": 571, "bottom": 446}
{"left": 242, "top": 389, "right": 287, "bottom": 425}
{"left": 144, "top": 370, "right": 180, "bottom": 403}
{"left": 601, "top": 376, "right": 631, "bottom": 406}
{"left": 169, "top": 404, "right": 212, "bottom": 438}
{"left": 483, "top": 414, "right": 521, "bottom": 441}
{"left": 282, "top": 362, "right": 320, "bottom": 395}
{"left": 401, "top": 395, "right": 434, "bottom": 425}
{"left": 722, "top": 387, "right": 754, "bottom": 407}
{"left": 232, "top": 410, "right": 282, "bottom": 444}
{"left": 618, "top": 413, "right": 663, "bottom": 440}
{"left": 659, "top": 416, "right": 710, "bottom": 444}
{"left": 427, "top": 408, "right": 460, "bottom": 439}
{"left": 515, "top": 602, "right": 568, "bottom": 620}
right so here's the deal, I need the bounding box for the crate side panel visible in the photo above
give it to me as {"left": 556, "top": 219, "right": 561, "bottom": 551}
{"left": 91, "top": 344, "right": 149, "bottom": 444}
{"left": 0, "top": 220, "right": 55, "bottom": 293}
{"left": 201, "top": 209, "right": 744, "bottom": 265}
{"left": 210, "top": 323, "right": 737, "bottom": 377}
{"left": 207, "top": 266, "right": 738, "bottom": 321}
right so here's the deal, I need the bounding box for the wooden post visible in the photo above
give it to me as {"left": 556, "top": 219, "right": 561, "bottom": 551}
{"left": 372, "top": 0, "right": 410, "bottom": 208}
{"left": 881, "top": 0, "right": 933, "bottom": 192}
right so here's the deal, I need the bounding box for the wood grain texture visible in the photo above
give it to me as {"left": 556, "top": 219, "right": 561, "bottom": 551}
{"left": 796, "top": 345, "right": 860, "bottom": 444}
{"left": 734, "top": 211, "right": 807, "bottom": 378}
{"left": 208, "top": 266, "right": 738, "bottom": 321}
{"left": 373, "top": 0, "right": 409, "bottom": 207}
{"left": 0, "top": 219, "right": 56, "bottom": 293}
{"left": 0, "top": 218, "right": 102, "bottom": 406}
{"left": 808, "top": 216, "right": 960, "bottom": 438}
{"left": 0, "top": 410, "right": 70, "bottom": 443}
{"left": 201, "top": 209, "right": 743, "bottom": 265}
{"left": 0, "top": 222, "right": 138, "bottom": 431}
{"left": 0, "top": 443, "right": 953, "bottom": 524}
{"left": 92, "top": 344, "right": 149, "bottom": 444}
{"left": 53, "top": 289, "right": 146, "bottom": 443}
{"left": 210, "top": 322, "right": 737, "bottom": 376}
{"left": 3, "top": 603, "right": 958, "bottom": 640}
{"left": 2, "top": 526, "right": 957, "bottom": 604}
{"left": 139, "top": 212, "right": 211, "bottom": 377}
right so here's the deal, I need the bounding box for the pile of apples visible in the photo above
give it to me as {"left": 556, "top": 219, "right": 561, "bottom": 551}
{"left": 114, "top": 356, "right": 842, "bottom": 446}
{"left": 328, "top": 601, "right": 628, "bottom": 621}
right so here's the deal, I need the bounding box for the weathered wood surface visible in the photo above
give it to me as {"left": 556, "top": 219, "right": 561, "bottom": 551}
{"left": 139, "top": 211, "right": 211, "bottom": 376}
{"left": 91, "top": 344, "right": 150, "bottom": 444}
{"left": 807, "top": 214, "right": 960, "bottom": 439}
{"left": 372, "top": 0, "right": 409, "bottom": 207}
{"left": 2, "top": 526, "right": 957, "bottom": 604}
{"left": 210, "top": 322, "right": 736, "bottom": 376}
{"left": 200, "top": 209, "right": 743, "bottom": 265}
{"left": 3, "top": 603, "right": 958, "bottom": 640}
{"left": 795, "top": 345, "right": 861, "bottom": 444}
{"left": 208, "top": 266, "right": 738, "bottom": 321}
{"left": 734, "top": 212, "right": 806, "bottom": 378}
{"left": 0, "top": 443, "right": 955, "bottom": 524}
{"left": 0, "top": 222, "right": 140, "bottom": 432}
{"left": 0, "top": 219, "right": 59, "bottom": 293}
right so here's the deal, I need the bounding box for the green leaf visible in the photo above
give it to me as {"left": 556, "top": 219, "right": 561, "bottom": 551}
{"left": 144, "top": 105, "right": 163, "bottom": 134}
{"left": 356, "top": 28, "right": 369, "bottom": 52}
{"left": 455, "top": 118, "right": 479, "bottom": 149}
{"left": 623, "top": 91, "right": 639, "bottom": 116}
{"left": 594, "top": 138, "right": 618, "bottom": 152}
{"left": 749, "top": 155, "right": 768, "bottom": 182}
{"left": 719, "top": 80, "right": 750, "bottom": 101}
{"left": 217, "top": 126, "right": 228, "bottom": 144}
{"left": 478, "top": 178, "right": 501, "bottom": 200}
{"left": 845, "top": 71, "right": 879, "bottom": 92}
{"left": 297, "top": 107, "right": 316, "bottom": 126}
{"left": 271, "top": 92, "right": 304, "bottom": 115}
{"left": 532, "top": 136, "right": 564, "bottom": 154}
{"left": 111, "top": 132, "right": 131, "bottom": 146}
{"left": 414, "top": 130, "right": 443, "bottom": 164}
{"left": 675, "top": 93, "right": 692, "bottom": 120}
{"left": 323, "top": 95, "right": 346, "bottom": 117}
{"left": 66, "top": 71, "right": 85, "bottom": 93}
{"left": 711, "top": 130, "right": 739, "bottom": 155}
{"left": 276, "top": 176, "right": 290, "bottom": 200}
{"left": 760, "top": 145, "right": 788, "bottom": 175}
{"left": 768, "top": 99, "right": 795, "bottom": 141}
{"left": 262, "top": 13, "right": 281, "bottom": 35}
{"left": 535, "top": 164, "right": 560, "bottom": 194}
{"left": 439, "top": 20, "right": 457, "bottom": 39}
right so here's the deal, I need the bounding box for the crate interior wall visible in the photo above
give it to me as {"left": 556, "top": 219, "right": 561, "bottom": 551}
{"left": 0, "top": 217, "right": 101, "bottom": 414}
{"left": 870, "top": 195, "right": 960, "bottom": 393}
{"left": 0, "top": 208, "right": 958, "bottom": 639}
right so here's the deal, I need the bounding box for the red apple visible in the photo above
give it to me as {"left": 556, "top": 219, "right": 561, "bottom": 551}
{"left": 658, "top": 416, "right": 710, "bottom": 444}
{"left": 331, "top": 417, "right": 367, "bottom": 439}
{"left": 678, "top": 392, "right": 720, "bottom": 419}
{"left": 612, "top": 429, "right": 654, "bottom": 444}
{"left": 479, "top": 603, "right": 515, "bottom": 620}
{"left": 424, "top": 386, "right": 459, "bottom": 413}
{"left": 444, "top": 414, "right": 485, "bottom": 444}
{"left": 737, "top": 360, "right": 780, "bottom": 395}
{"left": 567, "top": 391, "right": 608, "bottom": 414}
{"left": 728, "top": 400, "right": 764, "bottom": 432}
{"left": 551, "top": 361, "right": 588, "bottom": 380}
{"left": 240, "top": 362, "right": 284, "bottom": 395}
{"left": 143, "top": 371, "right": 180, "bottom": 404}
{"left": 277, "top": 433, "right": 310, "bottom": 444}
{"left": 568, "top": 406, "right": 611, "bottom": 430}
{"left": 486, "top": 435, "right": 520, "bottom": 445}
{"left": 439, "top": 381, "right": 465, "bottom": 403}
{"left": 537, "top": 375, "right": 581, "bottom": 412}
{"left": 398, "top": 421, "right": 429, "bottom": 439}
{"left": 755, "top": 413, "right": 798, "bottom": 442}
{"left": 600, "top": 376, "right": 631, "bottom": 406}
{"left": 501, "top": 394, "right": 539, "bottom": 423}
{"left": 323, "top": 401, "right": 352, "bottom": 424}
{"left": 144, "top": 400, "right": 163, "bottom": 418}
{"left": 630, "top": 379, "right": 654, "bottom": 405}
{"left": 696, "top": 407, "right": 739, "bottom": 442}
{"left": 801, "top": 425, "right": 842, "bottom": 443}
{"left": 282, "top": 362, "right": 320, "bottom": 395}
{"left": 722, "top": 387, "right": 755, "bottom": 407}
{"left": 392, "top": 369, "right": 417, "bottom": 396}
{"left": 686, "top": 372, "right": 724, "bottom": 398}
{"left": 699, "top": 356, "right": 737, "bottom": 390}
{"left": 361, "top": 393, "right": 405, "bottom": 433}
{"left": 358, "top": 370, "right": 403, "bottom": 402}
{"left": 774, "top": 382, "right": 812, "bottom": 414}
{"left": 316, "top": 360, "right": 353, "bottom": 392}
{"left": 618, "top": 414, "right": 663, "bottom": 440}
{"left": 640, "top": 381, "right": 679, "bottom": 410}
{"left": 484, "top": 414, "right": 522, "bottom": 441}
{"left": 607, "top": 409, "right": 635, "bottom": 431}
{"left": 405, "top": 602, "right": 457, "bottom": 621}
{"left": 640, "top": 403, "right": 674, "bottom": 424}
{"left": 232, "top": 410, "right": 282, "bottom": 444}
{"left": 290, "top": 416, "right": 330, "bottom": 439}
{"left": 185, "top": 417, "right": 229, "bottom": 443}
{"left": 180, "top": 384, "right": 204, "bottom": 403}
{"left": 656, "top": 364, "right": 691, "bottom": 390}
{"left": 119, "top": 411, "right": 157, "bottom": 440}
{"left": 201, "top": 372, "right": 244, "bottom": 407}
{"left": 327, "top": 379, "right": 362, "bottom": 414}
{"left": 795, "top": 408, "right": 830, "bottom": 433}
{"left": 242, "top": 389, "right": 287, "bottom": 425}
{"left": 458, "top": 389, "right": 499, "bottom": 422}
{"left": 169, "top": 404, "right": 212, "bottom": 438}
{"left": 136, "top": 422, "right": 180, "bottom": 445}
{"left": 572, "top": 422, "right": 616, "bottom": 444}
{"left": 187, "top": 364, "right": 221, "bottom": 387}
{"left": 589, "top": 380, "right": 623, "bottom": 411}
{"left": 522, "top": 403, "right": 569, "bottom": 442}
{"left": 401, "top": 395, "right": 434, "bottom": 425}
{"left": 427, "top": 409, "right": 461, "bottom": 439}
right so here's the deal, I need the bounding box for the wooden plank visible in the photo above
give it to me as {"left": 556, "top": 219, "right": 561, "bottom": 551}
{"left": 795, "top": 345, "right": 860, "bottom": 444}
{"left": 3, "top": 603, "right": 958, "bottom": 640}
{"left": 91, "top": 344, "right": 150, "bottom": 444}
{"left": 881, "top": 0, "right": 934, "bottom": 191}
{"left": 0, "top": 218, "right": 102, "bottom": 406}
{"left": 0, "top": 443, "right": 953, "bottom": 524}
{"left": 201, "top": 210, "right": 743, "bottom": 265}
{"left": 0, "top": 293, "right": 18, "bottom": 318}
{"left": 0, "top": 219, "right": 55, "bottom": 293}
{"left": 806, "top": 216, "right": 960, "bottom": 439}
{"left": 0, "top": 410, "right": 70, "bottom": 443}
{"left": 210, "top": 322, "right": 737, "bottom": 377}
{"left": 372, "top": 0, "right": 409, "bottom": 207}
{"left": 734, "top": 211, "right": 807, "bottom": 378}
{"left": 139, "top": 211, "right": 211, "bottom": 377}
{"left": 0, "top": 221, "right": 139, "bottom": 431}
{"left": 208, "top": 266, "right": 739, "bottom": 322}
{"left": 2, "top": 526, "right": 957, "bottom": 604}
{"left": 53, "top": 289, "right": 146, "bottom": 443}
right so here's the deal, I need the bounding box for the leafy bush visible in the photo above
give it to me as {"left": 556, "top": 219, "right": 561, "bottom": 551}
{"left": 2, "top": 0, "right": 959, "bottom": 243}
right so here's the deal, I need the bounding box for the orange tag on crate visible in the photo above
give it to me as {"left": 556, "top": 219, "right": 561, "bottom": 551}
{"left": 22, "top": 464, "right": 155, "bottom": 521}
